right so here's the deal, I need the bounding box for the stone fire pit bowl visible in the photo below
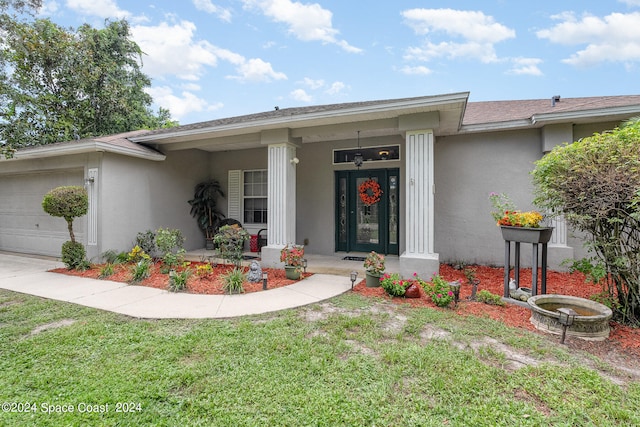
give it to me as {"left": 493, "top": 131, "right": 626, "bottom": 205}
{"left": 528, "top": 294, "right": 613, "bottom": 341}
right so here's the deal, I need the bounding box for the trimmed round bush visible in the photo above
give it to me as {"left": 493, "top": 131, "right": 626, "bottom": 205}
{"left": 61, "top": 241, "right": 88, "bottom": 270}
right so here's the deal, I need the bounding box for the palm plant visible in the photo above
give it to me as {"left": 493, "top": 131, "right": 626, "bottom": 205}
{"left": 188, "top": 180, "right": 225, "bottom": 244}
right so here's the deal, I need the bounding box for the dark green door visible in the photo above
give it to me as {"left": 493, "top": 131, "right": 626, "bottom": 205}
{"left": 335, "top": 169, "right": 399, "bottom": 255}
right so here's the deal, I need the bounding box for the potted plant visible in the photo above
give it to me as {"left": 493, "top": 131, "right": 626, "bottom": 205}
{"left": 280, "top": 244, "right": 305, "bottom": 280}
{"left": 363, "top": 251, "right": 385, "bottom": 287}
{"left": 188, "top": 179, "right": 225, "bottom": 249}
{"left": 489, "top": 192, "right": 553, "bottom": 243}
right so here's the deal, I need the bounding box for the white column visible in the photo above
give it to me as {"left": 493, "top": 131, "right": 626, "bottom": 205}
{"left": 549, "top": 215, "right": 567, "bottom": 246}
{"left": 86, "top": 168, "right": 98, "bottom": 246}
{"left": 261, "top": 142, "right": 297, "bottom": 267}
{"left": 400, "top": 130, "right": 439, "bottom": 278}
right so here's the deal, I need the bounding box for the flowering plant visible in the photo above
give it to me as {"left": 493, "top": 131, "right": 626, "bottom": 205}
{"left": 380, "top": 273, "right": 410, "bottom": 297}
{"left": 489, "top": 192, "right": 544, "bottom": 228}
{"left": 363, "top": 251, "right": 385, "bottom": 275}
{"left": 280, "top": 244, "right": 305, "bottom": 267}
{"left": 421, "top": 273, "right": 455, "bottom": 308}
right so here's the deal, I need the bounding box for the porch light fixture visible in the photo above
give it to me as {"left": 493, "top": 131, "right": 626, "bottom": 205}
{"left": 302, "top": 258, "right": 308, "bottom": 273}
{"left": 350, "top": 271, "right": 358, "bottom": 290}
{"left": 84, "top": 177, "right": 94, "bottom": 184}
{"left": 557, "top": 307, "right": 577, "bottom": 344}
{"left": 378, "top": 150, "right": 390, "bottom": 160}
{"left": 353, "top": 130, "right": 363, "bottom": 169}
{"left": 290, "top": 157, "right": 300, "bottom": 165}
{"left": 262, "top": 272, "right": 268, "bottom": 290}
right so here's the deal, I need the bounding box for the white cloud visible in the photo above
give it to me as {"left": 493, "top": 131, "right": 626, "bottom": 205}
{"left": 401, "top": 8, "right": 515, "bottom": 63}
{"left": 192, "top": 0, "right": 232, "bottom": 22}
{"left": 146, "top": 86, "right": 223, "bottom": 121}
{"left": 242, "top": 0, "right": 362, "bottom": 53}
{"left": 38, "top": 1, "right": 60, "bottom": 16}
{"left": 507, "top": 58, "right": 543, "bottom": 76}
{"left": 399, "top": 65, "right": 432, "bottom": 76}
{"left": 132, "top": 20, "right": 286, "bottom": 83}
{"left": 231, "top": 58, "right": 287, "bottom": 82}
{"left": 619, "top": 0, "right": 640, "bottom": 6}
{"left": 325, "top": 81, "right": 346, "bottom": 95}
{"left": 65, "top": 0, "right": 131, "bottom": 19}
{"left": 290, "top": 89, "right": 313, "bottom": 102}
{"left": 302, "top": 77, "right": 325, "bottom": 89}
{"left": 537, "top": 11, "right": 640, "bottom": 66}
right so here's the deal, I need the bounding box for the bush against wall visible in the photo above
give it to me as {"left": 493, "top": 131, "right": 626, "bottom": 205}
{"left": 42, "top": 185, "right": 89, "bottom": 269}
{"left": 532, "top": 118, "right": 640, "bottom": 325}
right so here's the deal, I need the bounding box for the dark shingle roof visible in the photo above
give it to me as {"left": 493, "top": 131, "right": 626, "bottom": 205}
{"left": 462, "top": 95, "right": 640, "bottom": 126}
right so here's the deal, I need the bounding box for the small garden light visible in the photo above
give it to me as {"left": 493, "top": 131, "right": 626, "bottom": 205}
{"left": 262, "top": 272, "right": 268, "bottom": 290}
{"left": 557, "top": 307, "right": 577, "bottom": 344}
{"left": 302, "top": 258, "right": 308, "bottom": 273}
{"left": 350, "top": 271, "right": 358, "bottom": 290}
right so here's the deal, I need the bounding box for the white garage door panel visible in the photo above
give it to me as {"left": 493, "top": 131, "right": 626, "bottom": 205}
{"left": 0, "top": 171, "right": 86, "bottom": 257}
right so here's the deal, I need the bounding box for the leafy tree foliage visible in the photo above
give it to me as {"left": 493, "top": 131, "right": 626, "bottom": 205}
{"left": 532, "top": 119, "right": 640, "bottom": 325}
{"left": 0, "top": 18, "right": 176, "bottom": 158}
{"left": 42, "top": 186, "right": 88, "bottom": 243}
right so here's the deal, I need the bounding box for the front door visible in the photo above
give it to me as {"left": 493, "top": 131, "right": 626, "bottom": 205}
{"left": 335, "top": 169, "right": 399, "bottom": 255}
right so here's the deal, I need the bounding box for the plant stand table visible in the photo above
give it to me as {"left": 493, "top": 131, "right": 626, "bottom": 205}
{"left": 501, "top": 226, "right": 553, "bottom": 298}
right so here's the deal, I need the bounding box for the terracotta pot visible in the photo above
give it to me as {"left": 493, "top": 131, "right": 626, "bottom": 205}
{"left": 404, "top": 283, "right": 421, "bottom": 298}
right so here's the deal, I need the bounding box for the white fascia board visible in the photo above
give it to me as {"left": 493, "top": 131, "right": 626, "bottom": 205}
{"left": 5, "top": 141, "right": 165, "bottom": 162}
{"left": 531, "top": 105, "right": 640, "bottom": 125}
{"left": 130, "top": 92, "right": 470, "bottom": 143}
{"left": 459, "top": 119, "right": 533, "bottom": 134}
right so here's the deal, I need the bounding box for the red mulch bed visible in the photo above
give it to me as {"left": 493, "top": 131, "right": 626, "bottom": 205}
{"left": 52, "top": 262, "right": 639, "bottom": 358}
{"left": 353, "top": 264, "right": 640, "bottom": 358}
{"left": 51, "top": 261, "right": 309, "bottom": 295}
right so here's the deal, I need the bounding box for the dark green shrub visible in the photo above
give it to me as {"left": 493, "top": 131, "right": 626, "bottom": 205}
{"left": 214, "top": 225, "right": 249, "bottom": 266}
{"left": 155, "top": 228, "right": 186, "bottom": 272}
{"left": 101, "top": 249, "right": 128, "bottom": 264}
{"left": 61, "top": 241, "right": 89, "bottom": 270}
{"left": 99, "top": 263, "right": 115, "bottom": 279}
{"left": 42, "top": 186, "right": 88, "bottom": 243}
{"left": 135, "top": 230, "right": 156, "bottom": 256}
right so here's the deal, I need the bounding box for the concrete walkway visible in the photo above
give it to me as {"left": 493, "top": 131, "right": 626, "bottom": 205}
{"left": 0, "top": 253, "right": 353, "bottom": 319}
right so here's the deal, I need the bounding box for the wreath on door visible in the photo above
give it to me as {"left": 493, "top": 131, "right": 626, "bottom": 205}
{"left": 359, "top": 179, "right": 383, "bottom": 206}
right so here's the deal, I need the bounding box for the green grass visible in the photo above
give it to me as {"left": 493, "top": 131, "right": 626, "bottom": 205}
{"left": 1, "top": 289, "right": 638, "bottom": 426}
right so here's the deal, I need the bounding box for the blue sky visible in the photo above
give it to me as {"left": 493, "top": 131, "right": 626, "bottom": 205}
{"left": 36, "top": 0, "right": 640, "bottom": 124}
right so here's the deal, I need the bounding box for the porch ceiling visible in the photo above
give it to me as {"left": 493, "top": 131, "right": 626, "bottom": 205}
{"left": 131, "top": 93, "right": 469, "bottom": 153}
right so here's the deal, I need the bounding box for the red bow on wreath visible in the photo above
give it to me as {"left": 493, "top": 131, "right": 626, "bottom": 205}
{"left": 359, "top": 179, "right": 383, "bottom": 206}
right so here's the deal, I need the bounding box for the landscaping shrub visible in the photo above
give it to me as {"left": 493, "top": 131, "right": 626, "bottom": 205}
{"left": 168, "top": 268, "right": 191, "bottom": 292}
{"left": 130, "top": 259, "right": 152, "bottom": 284}
{"left": 533, "top": 118, "right": 640, "bottom": 325}
{"left": 422, "top": 274, "right": 455, "bottom": 308}
{"left": 99, "top": 263, "right": 115, "bottom": 279}
{"left": 61, "top": 240, "right": 89, "bottom": 270}
{"left": 222, "top": 267, "right": 245, "bottom": 294}
{"left": 135, "top": 229, "right": 156, "bottom": 256}
{"left": 155, "top": 228, "right": 186, "bottom": 272}
{"left": 214, "top": 225, "right": 249, "bottom": 266}
{"left": 476, "top": 290, "right": 505, "bottom": 306}
{"left": 380, "top": 273, "right": 408, "bottom": 297}
{"left": 42, "top": 186, "right": 88, "bottom": 243}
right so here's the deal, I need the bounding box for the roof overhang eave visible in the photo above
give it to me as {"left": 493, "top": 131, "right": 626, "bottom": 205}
{"left": 130, "top": 92, "right": 470, "bottom": 144}
{"left": 3, "top": 141, "right": 166, "bottom": 162}
{"left": 531, "top": 105, "right": 640, "bottom": 125}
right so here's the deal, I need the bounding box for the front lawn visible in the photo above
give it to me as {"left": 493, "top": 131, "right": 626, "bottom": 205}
{"left": 1, "top": 289, "right": 638, "bottom": 426}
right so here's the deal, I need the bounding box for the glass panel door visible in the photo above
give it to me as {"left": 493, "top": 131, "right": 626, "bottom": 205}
{"left": 335, "top": 169, "right": 399, "bottom": 254}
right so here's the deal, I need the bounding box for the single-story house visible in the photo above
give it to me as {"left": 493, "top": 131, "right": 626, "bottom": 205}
{"left": 2, "top": 92, "right": 640, "bottom": 278}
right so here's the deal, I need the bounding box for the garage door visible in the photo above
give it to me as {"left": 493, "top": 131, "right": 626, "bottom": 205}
{"left": 0, "top": 170, "right": 86, "bottom": 257}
